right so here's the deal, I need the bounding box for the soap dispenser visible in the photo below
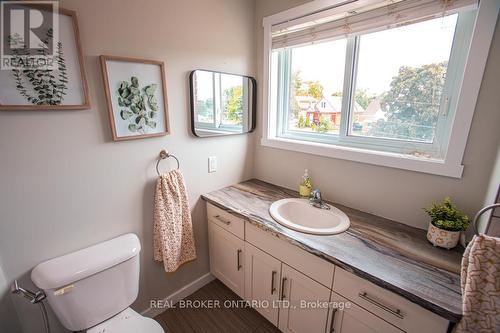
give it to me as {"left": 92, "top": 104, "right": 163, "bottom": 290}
{"left": 299, "top": 169, "right": 312, "bottom": 198}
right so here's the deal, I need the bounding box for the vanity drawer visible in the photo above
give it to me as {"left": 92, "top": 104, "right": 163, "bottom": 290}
{"left": 333, "top": 268, "right": 449, "bottom": 333}
{"left": 207, "top": 203, "right": 245, "bottom": 239}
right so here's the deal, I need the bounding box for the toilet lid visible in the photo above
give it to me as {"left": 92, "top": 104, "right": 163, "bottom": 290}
{"left": 87, "top": 308, "right": 164, "bottom": 333}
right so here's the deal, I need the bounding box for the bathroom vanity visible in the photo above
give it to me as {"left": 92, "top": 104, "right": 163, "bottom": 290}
{"left": 202, "top": 179, "right": 463, "bottom": 333}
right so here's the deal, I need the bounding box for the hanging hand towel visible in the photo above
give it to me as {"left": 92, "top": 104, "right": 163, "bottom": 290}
{"left": 454, "top": 234, "right": 500, "bottom": 333}
{"left": 153, "top": 169, "right": 196, "bottom": 272}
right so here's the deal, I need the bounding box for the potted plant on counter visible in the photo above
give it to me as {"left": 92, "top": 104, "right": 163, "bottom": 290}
{"left": 425, "top": 197, "right": 470, "bottom": 249}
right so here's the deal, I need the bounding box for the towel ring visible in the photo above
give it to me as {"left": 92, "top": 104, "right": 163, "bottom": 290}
{"left": 156, "top": 149, "right": 180, "bottom": 176}
{"left": 472, "top": 203, "right": 500, "bottom": 235}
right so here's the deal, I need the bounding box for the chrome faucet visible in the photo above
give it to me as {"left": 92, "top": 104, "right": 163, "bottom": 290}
{"left": 309, "top": 189, "right": 330, "bottom": 210}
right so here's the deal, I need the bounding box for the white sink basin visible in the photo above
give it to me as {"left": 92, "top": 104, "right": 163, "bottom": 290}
{"left": 269, "top": 198, "right": 350, "bottom": 235}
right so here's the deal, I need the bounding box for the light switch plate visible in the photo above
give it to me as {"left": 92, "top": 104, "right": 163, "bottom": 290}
{"left": 208, "top": 156, "right": 217, "bottom": 173}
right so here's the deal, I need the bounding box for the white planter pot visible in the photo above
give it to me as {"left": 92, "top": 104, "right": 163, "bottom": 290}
{"left": 427, "top": 224, "right": 460, "bottom": 249}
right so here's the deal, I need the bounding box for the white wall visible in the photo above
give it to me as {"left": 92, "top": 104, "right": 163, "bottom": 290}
{"left": 254, "top": 0, "right": 500, "bottom": 230}
{"left": 0, "top": 0, "right": 255, "bottom": 332}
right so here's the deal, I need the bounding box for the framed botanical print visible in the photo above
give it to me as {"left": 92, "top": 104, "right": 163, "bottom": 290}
{"left": 0, "top": 4, "right": 90, "bottom": 110}
{"left": 100, "top": 55, "right": 170, "bottom": 141}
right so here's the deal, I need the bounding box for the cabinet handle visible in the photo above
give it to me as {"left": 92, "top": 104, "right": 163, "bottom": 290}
{"left": 280, "top": 277, "right": 287, "bottom": 300}
{"left": 271, "top": 271, "right": 277, "bottom": 295}
{"left": 358, "top": 292, "right": 404, "bottom": 319}
{"left": 329, "top": 308, "right": 338, "bottom": 333}
{"left": 237, "top": 249, "right": 242, "bottom": 271}
{"left": 214, "top": 215, "right": 231, "bottom": 225}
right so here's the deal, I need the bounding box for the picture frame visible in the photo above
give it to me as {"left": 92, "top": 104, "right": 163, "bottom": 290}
{"left": 100, "top": 55, "right": 170, "bottom": 141}
{"left": 0, "top": 5, "right": 90, "bottom": 110}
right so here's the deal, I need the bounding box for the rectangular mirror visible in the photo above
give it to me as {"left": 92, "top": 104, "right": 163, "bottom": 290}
{"left": 190, "top": 70, "right": 256, "bottom": 137}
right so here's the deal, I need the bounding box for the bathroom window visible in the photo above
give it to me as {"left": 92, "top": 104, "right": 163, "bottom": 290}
{"left": 263, "top": 0, "right": 496, "bottom": 177}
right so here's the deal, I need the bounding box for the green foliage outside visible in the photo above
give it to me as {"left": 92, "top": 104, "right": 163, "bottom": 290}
{"left": 370, "top": 62, "right": 447, "bottom": 141}
{"left": 298, "top": 115, "right": 306, "bottom": 128}
{"left": 291, "top": 63, "right": 446, "bottom": 139}
{"left": 424, "top": 197, "right": 469, "bottom": 232}
{"left": 224, "top": 86, "right": 243, "bottom": 125}
{"left": 292, "top": 70, "right": 303, "bottom": 94}
{"left": 292, "top": 71, "right": 324, "bottom": 99}
{"left": 312, "top": 116, "right": 333, "bottom": 133}
{"left": 292, "top": 71, "right": 328, "bottom": 130}
{"left": 354, "top": 89, "right": 376, "bottom": 109}
{"left": 331, "top": 90, "right": 375, "bottom": 109}
{"left": 297, "top": 115, "right": 314, "bottom": 129}
{"left": 306, "top": 81, "right": 324, "bottom": 99}
{"left": 305, "top": 116, "right": 311, "bottom": 128}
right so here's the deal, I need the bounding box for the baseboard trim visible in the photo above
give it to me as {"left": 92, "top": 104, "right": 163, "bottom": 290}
{"left": 141, "top": 272, "right": 215, "bottom": 318}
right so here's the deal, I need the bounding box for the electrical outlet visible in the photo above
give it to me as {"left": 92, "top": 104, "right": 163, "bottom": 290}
{"left": 208, "top": 156, "right": 217, "bottom": 173}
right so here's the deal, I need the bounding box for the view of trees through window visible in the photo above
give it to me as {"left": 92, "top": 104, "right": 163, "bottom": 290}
{"left": 289, "top": 38, "right": 347, "bottom": 135}
{"left": 222, "top": 84, "right": 243, "bottom": 126}
{"left": 285, "top": 15, "right": 457, "bottom": 144}
{"left": 194, "top": 72, "right": 244, "bottom": 128}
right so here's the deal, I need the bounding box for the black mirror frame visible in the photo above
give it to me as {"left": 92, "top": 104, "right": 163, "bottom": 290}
{"left": 189, "top": 69, "right": 257, "bottom": 137}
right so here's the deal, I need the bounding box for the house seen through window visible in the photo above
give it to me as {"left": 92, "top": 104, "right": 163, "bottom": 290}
{"left": 269, "top": 1, "right": 478, "bottom": 160}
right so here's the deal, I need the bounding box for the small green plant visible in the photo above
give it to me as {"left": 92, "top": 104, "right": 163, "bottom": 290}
{"left": 424, "top": 197, "right": 469, "bottom": 231}
{"left": 117, "top": 76, "right": 158, "bottom": 133}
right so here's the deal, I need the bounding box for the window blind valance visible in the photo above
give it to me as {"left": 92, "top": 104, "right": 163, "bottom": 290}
{"left": 271, "top": 0, "right": 478, "bottom": 50}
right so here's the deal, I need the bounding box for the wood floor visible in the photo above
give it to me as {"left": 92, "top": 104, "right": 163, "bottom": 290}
{"left": 154, "top": 279, "right": 280, "bottom": 333}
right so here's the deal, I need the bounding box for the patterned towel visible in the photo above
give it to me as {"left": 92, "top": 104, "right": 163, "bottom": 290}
{"left": 455, "top": 234, "right": 500, "bottom": 333}
{"left": 153, "top": 169, "right": 197, "bottom": 272}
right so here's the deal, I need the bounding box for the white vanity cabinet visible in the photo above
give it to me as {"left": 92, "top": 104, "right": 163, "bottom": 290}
{"left": 206, "top": 203, "right": 451, "bottom": 333}
{"left": 244, "top": 241, "right": 332, "bottom": 332}
{"left": 244, "top": 242, "right": 281, "bottom": 325}
{"left": 208, "top": 222, "right": 245, "bottom": 298}
{"left": 278, "top": 264, "right": 331, "bottom": 333}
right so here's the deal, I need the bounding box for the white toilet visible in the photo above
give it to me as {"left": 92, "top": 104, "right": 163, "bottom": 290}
{"left": 31, "top": 233, "right": 165, "bottom": 333}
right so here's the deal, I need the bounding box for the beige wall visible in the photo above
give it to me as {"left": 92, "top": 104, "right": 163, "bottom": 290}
{"left": 254, "top": 0, "right": 500, "bottom": 230}
{"left": 0, "top": 0, "right": 255, "bottom": 332}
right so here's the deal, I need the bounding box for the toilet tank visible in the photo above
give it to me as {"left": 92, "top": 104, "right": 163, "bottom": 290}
{"left": 31, "top": 233, "right": 141, "bottom": 331}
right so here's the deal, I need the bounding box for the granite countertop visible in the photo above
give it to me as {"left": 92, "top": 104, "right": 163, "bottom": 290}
{"left": 201, "top": 179, "right": 463, "bottom": 322}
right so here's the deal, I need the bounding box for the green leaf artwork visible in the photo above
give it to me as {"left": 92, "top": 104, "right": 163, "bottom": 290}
{"left": 117, "top": 76, "right": 159, "bottom": 133}
{"left": 9, "top": 28, "right": 68, "bottom": 105}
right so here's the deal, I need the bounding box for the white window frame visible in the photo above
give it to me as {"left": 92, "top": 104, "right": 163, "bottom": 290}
{"left": 261, "top": 0, "right": 499, "bottom": 178}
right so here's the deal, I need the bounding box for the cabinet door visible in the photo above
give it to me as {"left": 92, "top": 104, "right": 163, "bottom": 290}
{"left": 329, "top": 292, "right": 403, "bottom": 333}
{"left": 245, "top": 242, "right": 282, "bottom": 325}
{"left": 278, "top": 264, "right": 331, "bottom": 333}
{"left": 208, "top": 222, "right": 245, "bottom": 298}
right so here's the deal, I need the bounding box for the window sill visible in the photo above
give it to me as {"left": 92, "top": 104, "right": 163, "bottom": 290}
{"left": 261, "top": 137, "right": 464, "bottom": 178}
